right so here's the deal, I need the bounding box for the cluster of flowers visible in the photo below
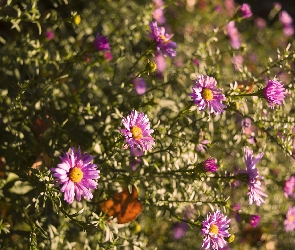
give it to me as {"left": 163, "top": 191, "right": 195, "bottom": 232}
{"left": 50, "top": 2, "right": 290, "bottom": 249}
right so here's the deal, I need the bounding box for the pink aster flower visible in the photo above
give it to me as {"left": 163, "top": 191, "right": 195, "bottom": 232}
{"left": 239, "top": 4, "right": 252, "bottom": 19}
{"left": 148, "top": 21, "right": 177, "bottom": 58}
{"left": 50, "top": 147, "right": 100, "bottom": 204}
{"left": 263, "top": 78, "right": 286, "bottom": 109}
{"left": 203, "top": 157, "right": 218, "bottom": 173}
{"left": 284, "top": 176, "right": 295, "bottom": 199}
{"left": 284, "top": 206, "right": 295, "bottom": 232}
{"left": 226, "top": 21, "right": 241, "bottom": 49}
{"left": 279, "top": 11, "right": 295, "bottom": 37}
{"left": 94, "top": 33, "right": 111, "bottom": 51}
{"left": 255, "top": 17, "right": 267, "bottom": 29}
{"left": 249, "top": 215, "right": 260, "bottom": 228}
{"left": 242, "top": 146, "right": 268, "bottom": 206}
{"left": 201, "top": 209, "right": 231, "bottom": 250}
{"left": 120, "top": 110, "right": 155, "bottom": 151}
{"left": 153, "top": 8, "right": 166, "bottom": 24}
{"left": 190, "top": 75, "right": 227, "bottom": 115}
{"left": 155, "top": 52, "right": 166, "bottom": 73}
{"left": 133, "top": 78, "right": 147, "bottom": 95}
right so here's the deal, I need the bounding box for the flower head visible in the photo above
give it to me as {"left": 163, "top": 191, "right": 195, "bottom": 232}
{"left": 284, "top": 206, "right": 295, "bottom": 232}
{"left": 190, "top": 75, "right": 227, "bottom": 115}
{"left": 172, "top": 222, "right": 189, "bottom": 239}
{"left": 120, "top": 110, "right": 155, "bottom": 151}
{"left": 94, "top": 33, "right": 111, "bottom": 51}
{"left": 155, "top": 52, "right": 166, "bottom": 73}
{"left": 226, "top": 21, "right": 241, "bottom": 49}
{"left": 284, "top": 176, "right": 295, "bottom": 199}
{"left": 243, "top": 146, "right": 268, "bottom": 206}
{"left": 263, "top": 78, "right": 286, "bottom": 109}
{"left": 148, "top": 21, "right": 177, "bottom": 58}
{"left": 279, "top": 11, "right": 295, "bottom": 36}
{"left": 201, "top": 209, "right": 231, "bottom": 250}
{"left": 249, "top": 215, "right": 260, "bottom": 228}
{"left": 45, "top": 30, "right": 54, "bottom": 40}
{"left": 203, "top": 157, "right": 218, "bottom": 173}
{"left": 50, "top": 147, "right": 100, "bottom": 204}
{"left": 239, "top": 4, "right": 252, "bottom": 19}
{"left": 153, "top": 8, "right": 166, "bottom": 24}
{"left": 133, "top": 78, "right": 147, "bottom": 95}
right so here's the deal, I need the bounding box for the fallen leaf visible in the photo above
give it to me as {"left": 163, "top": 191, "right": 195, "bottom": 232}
{"left": 100, "top": 185, "right": 143, "bottom": 224}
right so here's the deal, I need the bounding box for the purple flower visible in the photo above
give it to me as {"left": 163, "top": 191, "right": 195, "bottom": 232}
{"left": 284, "top": 176, "right": 295, "bottom": 199}
{"left": 239, "top": 4, "right": 252, "bottom": 19}
{"left": 280, "top": 10, "right": 293, "bottom": 26}
{"left": 50, "top": 147, "right": 100, "bottom": 204}
{"left": 196, "top": 140, "right": 210, "bottom": 153}
{"left": 279, "top": 11, "right": 294, "bottom": 37}
{"left": 190, "top": 75, "right": 227, "bottom": 115}
{"left": 45, "top": 30, "right": 54, "bottom": 40}
{"left": 201, "top": 209, "right": 231, "bottom": 250}
{"left": 193, "top": 58, "right": 199, "bottom": 66}
{"left": 284, "top": 206, "right": 295, "bottom": 232}
{"left": 172, "top": 222, "right": 189, "bottom": 239}
{"left": 231, "top": 203, "right": 242, "bottom": 222}
{"left": 148, "top": 21, "right": 177, "bottom": 58}
{"left": 242, "top": 146, "right": 268, "bottom": 206}
{"left": 226, "top": 21, "right": 241, "bottom": 49}
{"left": 203, "top": 157, "right": 218, "bottom": 173}
{"left": 155, "top": 52, "right": 166, "bottom": 73}
{"left": 153, "top": 8, "right": 166, "bottom": 24}
{"left": 120, "top": 110, "right": 155, "bottom": 151}
{"left": 94, "top": 33, "right": 111, "bottom": 51}
{"left": 153, "top": 0, "right": 164, "bottom": 8}
{"left": 232, "top": 54, "right": 244, "bottom": 71}
{"left": 249, "top": 215, "right": 260, "bottom": 228}
{"left": 133, "top": 78, "right": 147, "bottom": 95}
{"left": 255, "top": 17, "right": 267, "bottom": 29}
{"left": 104, "top": 51, "right": 113, "bottom": 61}
{"left": 263, "top": 78, "right": 286, "bottom": 109}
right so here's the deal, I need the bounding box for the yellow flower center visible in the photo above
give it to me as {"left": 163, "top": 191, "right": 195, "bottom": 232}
{"left": 73, "top": 15, "right": 81, "bottom": 25}
{"left": 202, "top": 88, "right": 213, "bottom": 101}
{"left": 209, "top": 224, "right": 219, "bottom": 234}
{"left": 131, "top": 126, "right": 143, "bottom": 140}
{"left": 69, "top": 167, "right": 83, "bottom": 183}
{"left": 159, "top": 35, "right": 169, "bottom": 44}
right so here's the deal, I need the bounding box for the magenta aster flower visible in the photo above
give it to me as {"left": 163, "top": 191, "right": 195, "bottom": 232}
{"left": 201, "top": 209, "right": 231, "bottom": 250}
{"left": 263, "top": 78, "right": 286, "bottom": 109}
{"left": 50, "top": 147, "right": 100, "bottom": 204}
{"left": 94, "top": 33, "right": 111, "bottom": 51}
{"left": 239, "top": 4, "right": 252, "bottom": 19}
{"left": 190, "top": 75, "right": 227, "bottom": 115}
{"left": 284, "top": 176, "right": 295, "bottom": 199}
{"left": 45, "top": 30, "right": 54, "bottom": 40}
{"left": 203, "top": 157, "right": 218, "bottom": 173}
{"left": 249, "top": 215, "right": 260, "bottom": 228}
{"left": 284, "top": 206, "right": 295, "bottom": 232}
{"left": 120, "top": 110, "right": 155, "bottom": 151}
{"left": 148, "top": 21, "right": 177, "bottom": 58}
{"left": 242, "top": 146, "right": 268, "bottom": 206}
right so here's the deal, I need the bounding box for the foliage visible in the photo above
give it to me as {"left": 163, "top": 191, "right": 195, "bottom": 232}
{"left": 1, "top": 0, "right": 295, "bottom": 249}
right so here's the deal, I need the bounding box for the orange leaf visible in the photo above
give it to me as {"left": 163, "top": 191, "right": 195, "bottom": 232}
{"left": 100, "top": 185, "right": 143, "bottom": 224}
